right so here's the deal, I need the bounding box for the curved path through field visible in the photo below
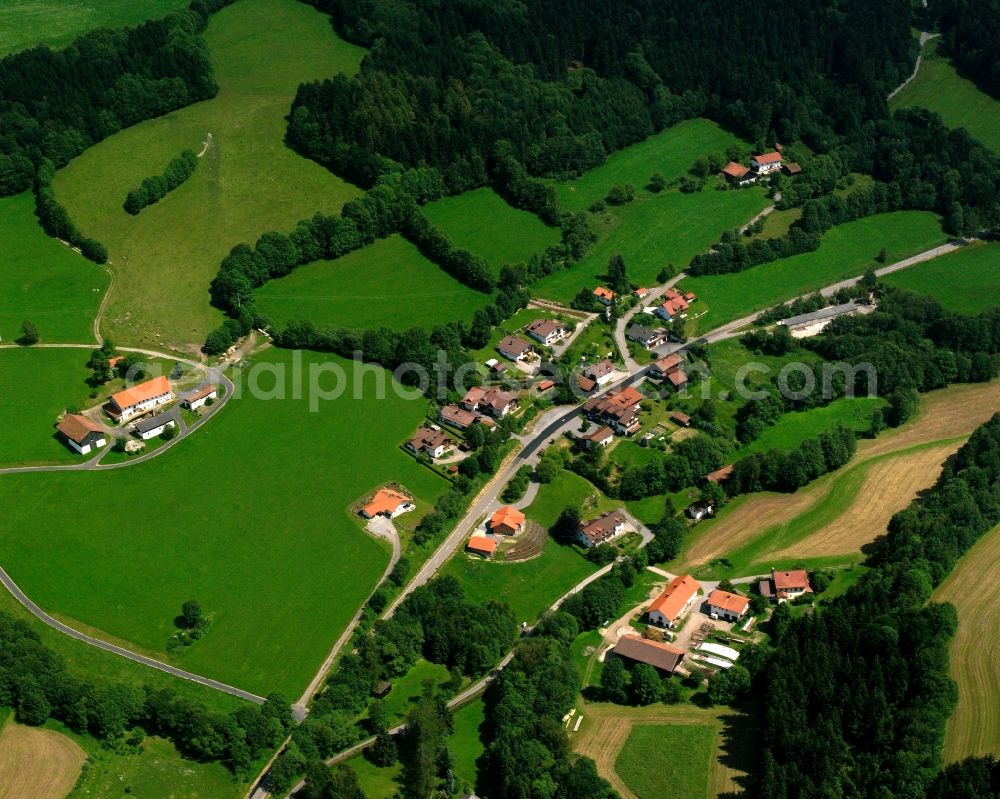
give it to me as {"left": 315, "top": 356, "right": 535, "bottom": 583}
{"left": 935, "top": 523, "right": 1000, "bottom": 763}
{"left": 887, "top": 31, "right": 941, "bottom": 102}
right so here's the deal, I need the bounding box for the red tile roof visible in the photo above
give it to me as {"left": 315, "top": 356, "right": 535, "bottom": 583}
{"left": 670, "top": 411, "right": 692, "bottom": 426}
{"left": 753, "top": 152, "right": 782, "bottom": 165}
{"left": 491, "top": 506, "right": 525, "bottom": 532}
{"left": 466, "top": 536, "right": 498, "bottom": 555}
{"left": 110, "top": 375, "right": 172, "bottom": 411}
{"left": 594, "top": 287, "right": 615, "bottom": 300}
{"left": 537, "top": 379, "right": 555, "bottom": 391}
{"left": 441, "top": 404, "right": 477, "bottom": 428}
{"left": 185, "top": 384, "right": 217, "bottom": 403}
{"left": 773, "top": 569, "right": 812, "bottom": 592}
{"left": 613, "top": 635, "right": 685, "bottom": 673}
{"left": 707, "top": 589, "right": 750, "bottom": 615}
{"left": 722, "top": 161, "right": 750, "bottom": 178}
{"left": 649, "top": 575, "right": 700, "bottom": 622}
{"left": 363, "top": 488, "right": 412, "bottom": 517}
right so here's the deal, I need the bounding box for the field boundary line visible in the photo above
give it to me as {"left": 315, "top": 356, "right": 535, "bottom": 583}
{"left": 0, "top": 563, "right": 266, "bottom": 704}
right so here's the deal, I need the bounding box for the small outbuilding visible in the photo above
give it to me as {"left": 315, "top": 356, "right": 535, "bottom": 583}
{"left": 57, "top": 414, "right": 107, "bottom": 455}
{"left": 131, "top": 413, "right": 176, "bottom": 441}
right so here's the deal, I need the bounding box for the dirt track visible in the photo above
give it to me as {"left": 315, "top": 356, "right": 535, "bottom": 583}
{"left": 935, "top": 524, "right": 1000, "bottom": 763}
{"left": 680, "top": 380, "right": 1000, "bottom": 570}
{"left": 0, "top": 721, "right": 85, "bottom": 799}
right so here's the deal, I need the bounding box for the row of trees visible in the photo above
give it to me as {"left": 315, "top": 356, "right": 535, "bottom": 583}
{"left": 0, "top": 611, "right": 292, "bottom": 775}
{"left": 401, "top": 211, "right": 494, "bottom": 291}
{"left": 755, "top": 412, "right": 1000, "bottom": 797}
{"left": 35, "top": 159, "right": 107, "bottom": 263}
{"left": 123, "top": 149, "right": 198, "bottom": 214}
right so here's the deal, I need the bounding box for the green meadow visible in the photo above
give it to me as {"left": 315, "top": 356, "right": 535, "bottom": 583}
{"left": 883, "top": 241, "right": 1000, "bottom": 314}
{"left": 0, "top": 0, "right": 188, "bottom": 57}
{"left": 422, "top": 187, "right": 561, "bottom": 273}
{"left": 615, "top": 723, "right": 715, "bottom": 799}
{"left": 554, "top": 119, "right": 748, "bottom": 211}
{"left": 890, "top": 40, "right": 1000, "bottom": 155}
{"left": 256, "top": 234, "right": 493, "bottom": 331}
{"left": 0, "top": 349, "right": 448, "bottom": 697}
{"left": 53, "top": 0, "right": 366, "bottom": 351}
{"left": 0, "top": 192, "right": 109, "bottom": 344}
{"left": 533, "top": 187, "right": 770, "bottom": 304}
{"left": 682, "top": 210, "right": 947, "bottom": 331}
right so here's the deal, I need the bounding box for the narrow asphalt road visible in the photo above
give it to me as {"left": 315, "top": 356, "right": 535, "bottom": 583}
{"left": 613, "top": 272, "right": 686, "bottom": 372}
{"left": 887, "top": 31, "right": 940, "bottom": 102}
{"left": 0, "top": 563, "right": 265, "bottom": 704}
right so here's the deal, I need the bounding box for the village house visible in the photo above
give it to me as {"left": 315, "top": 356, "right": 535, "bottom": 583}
{"left": 783, "top": 162, "right": 802, "bottom": 176}
{"left": 577, "top": 374, "right": 597, "bottom": 394}
{"left": 106, "top": 375, "right": 173, "bottom": 422}
{"left": 654, "top": 290, "right": 690, "bottom": 321}
{"left": 361, "top": 488, "right": 414, "bottom": 519}
{"left": 407, "top": 426, "right": 453, "bottom": 459}
{"left": 56, "top": 414, "right": 106, "bottom": 455}
{"left": 750, "top": 151, "right": 782, "bottom": 174}
{"left": 664, "top": 369, "right": 688, "bottom": 392}
{"left": 611, "top": 634, "right": 686, "bottom": 675}
{"left": 440, "top": 404, "right": 477, "bottom": 429}
{"left": 706, "top": 589, "right": 751, "bottom": 622}
{"left": 593, "top": 287, "right": 616, "bottom": 305}
{"left": 463, "top": 386, "right": 519, "bottom": 418}
{"left": 525, "top": 319, "right": 569, "bottom": 346}
{"left": 769, "top": 568, "right": 813, "bottom": 600}
{"left": 131, "top": 413, "right": 176, "bottom": 441}
{"left": 626, "top": 323, "right": 668, "bottom": 350}
{"left": 583, "top": 359, "right": 616, "bottom": 387}
{"left": 583, "top": 385, "right": 643, "bottom": 435}
{"left": 490, "top": 505, "right": 525, "bottom": 536}
{"left": 466, "top": 536, "right": 497, "bottom": 559}
{"left": 580, "top": 425, "right": 614, "bottom": 449}
{"left": 633, "top": 287, "right": 649, "bottom": 299}
{"left": 576, "top": 510, "right": 627, "bottom": 548}
{"left": 685, "top": 501, "right": 714, "bottom": 521}
{"left": 649, "top": 353, "right": 681, "bottom": 379}
{"left": 181, "top": 384, "right": 217, "bottom": 410}
{"left": 496, "top": 335, "right": 534, "bottom": 362}
{"left": 670, "top": 410, "right": 692, "bottom": 427}
{"left": 722, "top": 161, "right": 756, "bottom": 186}
{"left": 648, "top": 574, "right": 700, "bottom": 628}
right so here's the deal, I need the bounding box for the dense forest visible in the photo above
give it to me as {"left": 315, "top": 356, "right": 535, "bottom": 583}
{"left": 930, "top": 0, "right": 1000, "bottom": 98}
{"left": 756, "top": 413, "right": 1000, "bottom": 797}
{"left": 289, "top": 0, "right": 915, "bottom": 191}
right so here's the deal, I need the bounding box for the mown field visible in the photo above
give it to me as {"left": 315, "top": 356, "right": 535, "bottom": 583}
{"left": 255, "top": 234, "right": 493, "bottom": 331}
{"left": 936, "top": 523, "right": 1000, "bottom": 763}
{"left": 681, "top": 211, "right": 948, "bottom": 331}
{"left": 882, "top": 241, "right": 1000, "bottom": 314}
{"left": 573, "top": 701, "right": 754, "bottom": 799}
{"left": 0, "top": 192, "right": 109, "bottom": 344}
{"left": 53, "top": 0, "right": 366, "bottom": 351}
{"left": 678, "top": 379, "right": 1000, "bottom": 578}
{"left": 534, "top": 187, "right": 770, "bottom": 304}
{"left": 0, "top": 0, "right": 188, "bottom": 57}
{"left": 422, "top": 187, "right": 561, "bottom": 273}
{"left": 615, "top": 724, "right": 715, "bottom": 799}
{"left": 890, "top": 40, "right": 1000, "bottom": 154}
{"left": 0, "top": 717, "right": 85, "bottom": 799}
{"left": 0, "top": 349, "right": 448, "bottom": 697}
{"left": 553, "top": 119, "right": 747, "bottom": 212}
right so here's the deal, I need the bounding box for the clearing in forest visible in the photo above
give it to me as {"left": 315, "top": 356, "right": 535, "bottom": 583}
{"left": 53, "top": 0, "right": 366, "bottom": 351}
{"left": 935, "top": 523, "right": 1000, "bottom": 763}
{"left": 678, "top": 379, "right": 1000, "bottom": 577}
{"left": 0, "top": 350, "right": 447, "bottom": 698}
{"left": 882, "top": 241, "right": 1000, "bottom": 315}
{"left": 573, "top": 702, "right": 753, "bottom": 799}
{"left": 255, "top": 234, "right": 493, "bottom": 331}
{"left": 422, "top": 187, "right": 561, "bottom": 274}
{"left": 0, "top": 720, "right": 85, "bottom": 799}
{"left": 890, "top": 39, "right": 1000, "bottom": 155}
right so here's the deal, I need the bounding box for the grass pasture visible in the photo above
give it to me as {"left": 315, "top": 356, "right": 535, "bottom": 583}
{"left": 936, "top": 523, "right": 1000, "bottom": 762}
{"left": 0, "top": 192, "right": 109, "bottom": 344}
{"left": 0, "top": 0, "right": 188, "bottom": 57}
{"left": 681, "top": 211, "right": 947, "bottom": 331}
{"left": 53, "top": 0, "right": 366, "bottom": 351}
{"left": 890, "top": 40, "right": 1000, "bottom": 154}
{"left": 533, "top": 186, "right": 770, "bottom": 304}
{"left": 734, "top": 398, "right": 885, "bottom": 459}
{"left": 422, "top": 187, "right": 561, "bottom": 273}
{"left": 553, "top": 119, "right": 748, "bottom": 212}
{"left": 615, "top": 724, "right": 715, "bottom": 799}
{"left": 882, "top": 241, "right": 1000, "bottom": 315}
{"left": 450, "top": 699, "right": 486, "bottom": 792}
{"left": 256, "top": 234, "right": 492, "bottom": 331}
{"left": 0, "top": 719, "right": 85, "bottom": 799}
{"left": 0, "top": 349, "right": 447, "bottom": 698}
